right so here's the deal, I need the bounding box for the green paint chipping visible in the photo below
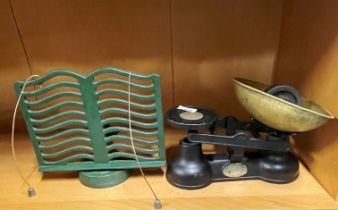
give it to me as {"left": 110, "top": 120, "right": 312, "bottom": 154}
{"left": 14, "top": 67, "right": 166, "bottom": 172}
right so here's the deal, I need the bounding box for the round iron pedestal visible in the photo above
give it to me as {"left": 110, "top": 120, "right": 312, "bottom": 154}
{"left": 79, "top": 170, "right": 130, "bottom": 188}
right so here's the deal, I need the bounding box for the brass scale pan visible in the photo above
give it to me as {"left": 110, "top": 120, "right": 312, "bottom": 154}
{"left": 234, "top": 78, "right": 334, "bottom": 132}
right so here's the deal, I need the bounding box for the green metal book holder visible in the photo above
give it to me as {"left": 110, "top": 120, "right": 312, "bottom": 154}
{"left": 15, "top": 67, "right": 165, "bottom": 188}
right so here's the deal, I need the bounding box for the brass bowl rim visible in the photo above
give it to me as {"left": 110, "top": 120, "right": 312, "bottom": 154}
{"left": 234, "top": 77, "right": 335, "bottom": 120}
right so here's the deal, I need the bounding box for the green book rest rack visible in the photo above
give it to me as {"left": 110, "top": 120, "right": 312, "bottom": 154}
{"left": 14, "top": 67, "right": 165, "bottom": 188}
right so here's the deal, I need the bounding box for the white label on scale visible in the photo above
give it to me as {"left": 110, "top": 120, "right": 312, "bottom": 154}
{"left": 177, "top": 105, "right": 197, "bottom": 113}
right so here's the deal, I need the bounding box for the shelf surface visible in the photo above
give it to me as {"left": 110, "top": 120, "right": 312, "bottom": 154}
{"left": 0, "top": 130, "right": 337, "bottom": 210}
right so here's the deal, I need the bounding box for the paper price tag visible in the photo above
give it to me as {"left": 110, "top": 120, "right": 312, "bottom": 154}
{"left": 177, "top": 105, "right": 197, "bottom": 113}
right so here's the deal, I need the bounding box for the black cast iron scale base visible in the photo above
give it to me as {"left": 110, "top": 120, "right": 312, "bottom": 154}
{"left": 166, "top": 107, "right": 299, "bottom": 189}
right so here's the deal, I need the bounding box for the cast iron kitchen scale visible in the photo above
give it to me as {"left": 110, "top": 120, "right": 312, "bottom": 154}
{"left": 166, "top": 78, "right": 334, "bottom": 189}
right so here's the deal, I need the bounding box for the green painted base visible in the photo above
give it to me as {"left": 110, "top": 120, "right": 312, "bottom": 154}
{"left": 79, "top": 170, "right": 130, "bottom": 188}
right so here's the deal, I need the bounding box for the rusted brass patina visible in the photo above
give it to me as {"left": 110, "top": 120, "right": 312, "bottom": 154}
{"left": 234, "top": 78, "right": 334, "bottom": 132}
